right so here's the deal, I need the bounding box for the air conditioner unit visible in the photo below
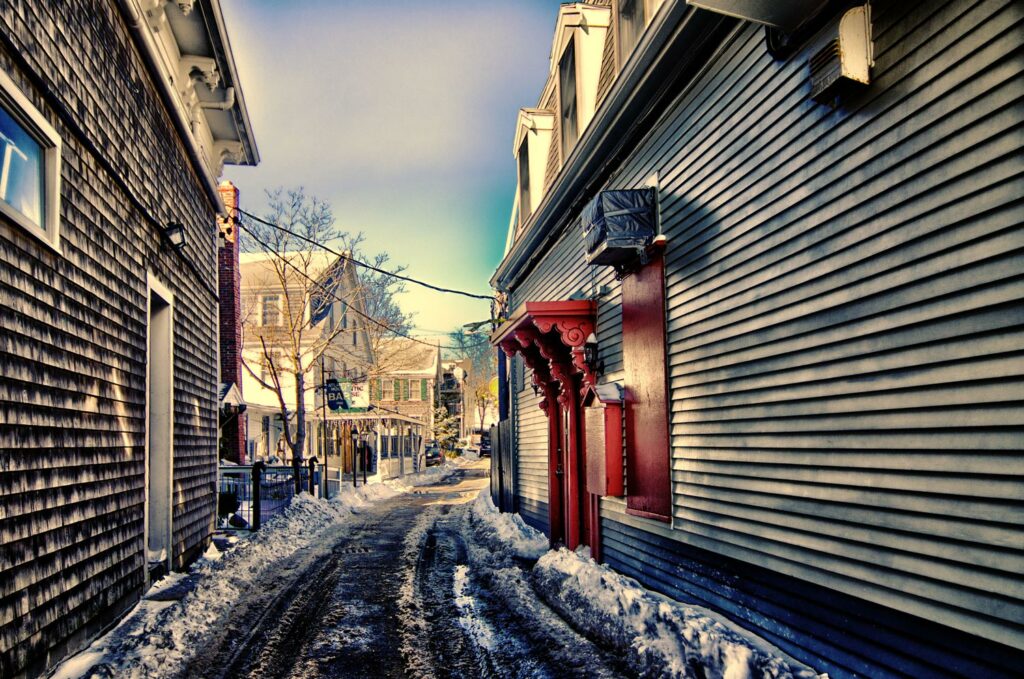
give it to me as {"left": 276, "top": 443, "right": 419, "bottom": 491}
{"left": 809, "top": 5, "right": 873, "bottom": 104}
{"left": 582, "top": 188, "right": 657, "bottom": 267}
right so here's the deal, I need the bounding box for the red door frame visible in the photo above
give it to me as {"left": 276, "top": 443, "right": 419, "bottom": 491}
{"left": 494, "top": 301, "right": 599, "bottom": 552}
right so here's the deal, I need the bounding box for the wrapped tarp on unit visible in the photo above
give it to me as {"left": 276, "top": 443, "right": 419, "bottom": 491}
{"left": 582, "top": 188, "right": 657, "bottom": 266}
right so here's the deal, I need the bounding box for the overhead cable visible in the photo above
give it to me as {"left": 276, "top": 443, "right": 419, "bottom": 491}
{"left": 236, "top": 219, "right": 490, "bottom": 353}
{"left": 233, "top": 206, "right": 495, "bottom": 302}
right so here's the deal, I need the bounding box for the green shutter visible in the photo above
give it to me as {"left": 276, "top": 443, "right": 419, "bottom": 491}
{"left": 394, "top": 379, "right": 402, "bottom": 401}
{"left": 371, "top": 378, "right": 379, "bottom": 401}
{"left": 421, "top": 379, "right": 427, "bottom": 400}
{"left": 403, "top": 379, "right": 410, "bottom": 400}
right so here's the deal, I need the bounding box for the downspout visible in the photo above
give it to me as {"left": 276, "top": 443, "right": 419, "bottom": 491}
{"left": 115, "top": 0, "right": 226, "bottom": 215}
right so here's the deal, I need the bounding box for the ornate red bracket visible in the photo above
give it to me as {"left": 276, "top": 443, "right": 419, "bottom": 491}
{"left": 491, "top": 301, "right": 598, "bottom": 416}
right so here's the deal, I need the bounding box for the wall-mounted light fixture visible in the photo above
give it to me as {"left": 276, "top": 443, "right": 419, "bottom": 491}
{"left": 583, "top": 332, "right": 601, "bottom": 374}
{"left": 163, "top": 222, "right": 187, "bottom": 251}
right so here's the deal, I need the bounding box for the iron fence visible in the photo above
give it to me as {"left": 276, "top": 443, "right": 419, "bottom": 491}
{"left": 218, "top": 463, "right": 321, "bottom": 531}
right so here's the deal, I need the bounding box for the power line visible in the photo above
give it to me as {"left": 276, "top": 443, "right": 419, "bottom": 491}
{"left": 236, "top": 219, "right": 491, "bottom": 353}
{"left": 233, "top": 206, "right": 495, "bottom": 302}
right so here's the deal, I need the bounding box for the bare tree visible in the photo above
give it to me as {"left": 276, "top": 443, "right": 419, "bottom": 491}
{"left": 448, "top": 329, "right": 497, "bottom": 432}
{"left": 240, "top": 188, "right": 410, "bottom": 473}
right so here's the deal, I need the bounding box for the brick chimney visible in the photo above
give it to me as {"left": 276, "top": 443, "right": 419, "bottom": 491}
{"left": 218, "top": 180, "right": 246, "bottom": 463}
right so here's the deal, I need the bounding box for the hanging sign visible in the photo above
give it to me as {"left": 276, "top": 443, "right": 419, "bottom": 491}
{"left": 325, "top": 378, "right": 347, "bottom": 411}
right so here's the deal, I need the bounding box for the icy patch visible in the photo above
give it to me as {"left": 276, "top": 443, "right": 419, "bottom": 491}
{"left": 468, "top": 489, "right": 549, "bottom": 561}
{"left": 452, "top": 565, "right": 499, "bottom": 652}
{"left": 533, "top": 549, "right": 823, "bottom": 679}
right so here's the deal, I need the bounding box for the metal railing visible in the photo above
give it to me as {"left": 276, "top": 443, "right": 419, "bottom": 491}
{"left": 218, "top": 461, "right": 321, "bottom": 531}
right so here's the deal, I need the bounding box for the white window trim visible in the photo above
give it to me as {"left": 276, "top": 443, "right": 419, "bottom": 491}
{"left": 0, "top": 67, "right": 62, "bottom": 253}
{"left": 261, "top": 293, "right": 282, "bottom": 327}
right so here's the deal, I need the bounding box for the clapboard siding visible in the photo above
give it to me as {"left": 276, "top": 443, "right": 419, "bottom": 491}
{"left": 0, "top": 1, "right": 223, "bottom": 676}
{"left": 612, "top": 0, "right": 1024, "bottom": 652}
{"left": 498, "top": 0, "right": 1024, "bottom": 673}
{"left": 515, "top": 380, "right": 549, "bottom": 534}
{"left": 601, "top": 505, "right": 1023, "bottom": 679}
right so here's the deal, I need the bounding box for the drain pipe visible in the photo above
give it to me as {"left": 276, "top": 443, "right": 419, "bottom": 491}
{"left": 115, "top": 0, "right": 226, "bottom": 214}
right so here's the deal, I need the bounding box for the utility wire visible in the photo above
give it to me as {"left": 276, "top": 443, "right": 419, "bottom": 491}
{"left": 236, "top": 218, "right": 490, "bottom": 353}
{"left": 233, "top": 206, "right": 495, "bottom": 302}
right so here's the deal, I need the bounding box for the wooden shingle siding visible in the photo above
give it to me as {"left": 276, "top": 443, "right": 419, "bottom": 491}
{"left": 0, "top": 1, "right": 222, "bottom": 676}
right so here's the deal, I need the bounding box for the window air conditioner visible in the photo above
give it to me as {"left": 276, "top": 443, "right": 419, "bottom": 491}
{"left": 582, "top": 188, "right": 657, "bottom": 267}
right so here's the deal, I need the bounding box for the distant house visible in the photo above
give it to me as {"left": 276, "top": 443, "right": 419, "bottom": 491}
{"left": 0, "top": 0, "right": 257, "bottom": 676}
{"left": 491, "top": 1, "right": 1023, "bottom": 677}
{"left": 370, "top": 338, "right": 441, "bottom": 454}
{"left": 238, "top": 251, "right": 374, "bottom": 462}
{"left": 439, "top": 359, "right": 469, "bottom": 435}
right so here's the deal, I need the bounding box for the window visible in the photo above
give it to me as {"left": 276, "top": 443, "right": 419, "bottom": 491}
{"left": 382, "top": 379, "right": 394, "bottom": 401}
{"left": 558, "top": 39, "right": 578, "bottom": 160}
{"left": 517, "top": 137, "right": 531, "bottom": 223}
{"left": 0, "top": 68, "right": 61, "bottom": 250}
{"left": 617, "top": 0, "right": 649, "bottom": 64}
{"left": 409, "top": 379, "right": 421, "bottom": 401}
{"left": 261, "top": 294, "right": 281, "bottom": 326}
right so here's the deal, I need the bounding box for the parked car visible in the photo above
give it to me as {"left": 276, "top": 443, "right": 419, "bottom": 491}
{"left": 424, "top": 442, "right": 443, "bottom": 467}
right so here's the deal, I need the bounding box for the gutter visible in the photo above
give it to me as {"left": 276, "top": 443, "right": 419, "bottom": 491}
{"left": 116, "top": 0, "right": 227, "bottom": 214}
{"left": 491, "top": 1, "right": 735, "bottom": 291}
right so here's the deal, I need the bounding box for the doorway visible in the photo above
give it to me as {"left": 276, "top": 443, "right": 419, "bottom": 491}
{"left": 146, "top": 276, "right": 174, "bottom": 580}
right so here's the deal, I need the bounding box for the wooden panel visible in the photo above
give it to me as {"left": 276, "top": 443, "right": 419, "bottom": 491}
{"left": 622, "top": 255, "right": 671, "bottom": 520}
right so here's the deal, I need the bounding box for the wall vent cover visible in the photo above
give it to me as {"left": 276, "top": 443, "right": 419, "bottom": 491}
{"left": 809, "top": 5, "right": 872, "bottom": 104}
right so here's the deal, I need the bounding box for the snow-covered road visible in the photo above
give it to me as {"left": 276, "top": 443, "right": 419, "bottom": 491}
{"left": 52, "top": 459, "right": 819, "bottom": 679}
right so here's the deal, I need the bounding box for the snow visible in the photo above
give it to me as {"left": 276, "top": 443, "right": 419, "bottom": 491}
{"left": 468, "top": 489, "right": 823, "bottom": 679}
{"left": 452, "top": 564, "right": 499, "bottom": 652}
{"left": 468, "top": 487, "right": 548, "bottom": 560}
{"left": 533, "top": 547, "right": 824, "bottom": 679}
{"left": 47, "top": 467, "right": 451, "bottom": 679}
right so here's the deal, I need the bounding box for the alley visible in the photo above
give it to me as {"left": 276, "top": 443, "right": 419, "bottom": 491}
{"left": 182, "top": 462, "right": 626, "bottom": 679}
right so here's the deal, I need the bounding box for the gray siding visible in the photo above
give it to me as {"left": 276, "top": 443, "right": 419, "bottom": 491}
{"left": 503, "top": 0, "right": 1024, "bottom": 666}
{"left": 515, "top": 380, "right": 549, "bottom": 533}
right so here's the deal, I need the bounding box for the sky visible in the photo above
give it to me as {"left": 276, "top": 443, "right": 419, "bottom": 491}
{"left": 221, "top": 0, "right": 561, "bottom": 340}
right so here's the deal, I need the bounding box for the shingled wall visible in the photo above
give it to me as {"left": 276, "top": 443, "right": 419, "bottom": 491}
{"left": 0, "top": 2, "right": 221, "bottom": 676}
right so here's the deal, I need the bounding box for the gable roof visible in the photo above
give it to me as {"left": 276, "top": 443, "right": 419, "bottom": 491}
{"left": 374, "top": 338, "right": 440, "bottom": 376}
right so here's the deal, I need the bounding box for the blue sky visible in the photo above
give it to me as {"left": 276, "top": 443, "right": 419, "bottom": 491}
{"left": 221, "top": 0, "right": 561, "bottom": 337}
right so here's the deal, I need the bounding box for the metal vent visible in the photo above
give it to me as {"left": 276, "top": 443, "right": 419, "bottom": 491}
{"left": 808, "top": 5, "right": 873, "bottom": 105}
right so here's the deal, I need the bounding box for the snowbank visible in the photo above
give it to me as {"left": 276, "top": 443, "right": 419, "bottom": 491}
{"left": 534, "top": 548, "right": 822, "bottom": 679}
{"left": 465, "top": 490, "right": 820, "bottom": 679}
{"left": 468, "top": 489, "right": 548, "bottom": 560}
{"left": 48, "top": 469, "right": 445, "bottom": 679}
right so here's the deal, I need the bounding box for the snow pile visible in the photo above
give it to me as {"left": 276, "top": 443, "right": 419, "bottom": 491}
{"left": 48, "top": 477, "right": 422, "bottom": 679}
{"left": 533, "top": 549, "right": 821, "bottom": 679}
{"left": 468, "top": 489, "right": 548, "bottom": 560}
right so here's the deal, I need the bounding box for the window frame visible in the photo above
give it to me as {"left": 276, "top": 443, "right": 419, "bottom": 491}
{"left": 517, "top": 136, "right": 531, "bottom": 224}
{"left": 557, "top": 38, "right": 579, "bottom": 162}
{"left": 261, "top": 294, "right": 282, "bottom": 327}
{"left": 0, "top": 67, "right": 61, "bottom": 252}
{"left": 615, "top": 0, "right": 649, "bottom": 68}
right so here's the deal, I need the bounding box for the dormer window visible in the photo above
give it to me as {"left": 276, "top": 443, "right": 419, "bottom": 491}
{"left": 518, "top": 137, "right": 531, "bottom": 222}
{"left": 559, "top": 40, "right": 578, "bottom": 160}
{"left": 513, "top": 109, "right": 554, "bottom": 230}
{"left": 617, "top": 0, "right": 654, "bottom": 65}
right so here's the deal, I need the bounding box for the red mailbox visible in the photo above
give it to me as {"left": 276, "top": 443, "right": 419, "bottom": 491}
{"left": 583, "top": 383, "right": 624, "bottom": 497}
